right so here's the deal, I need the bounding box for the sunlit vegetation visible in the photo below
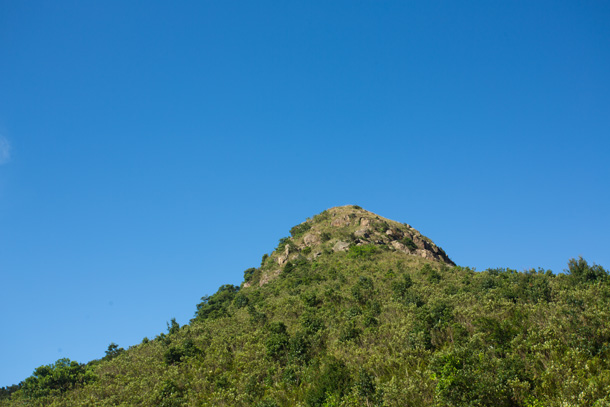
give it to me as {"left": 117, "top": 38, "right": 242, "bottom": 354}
{"left": 2, "top": 206, "right": 609, "bottom": 407}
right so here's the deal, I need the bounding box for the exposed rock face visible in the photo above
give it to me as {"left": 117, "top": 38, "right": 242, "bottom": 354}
{"left": 331, "top": 216, "right": 351, "bottom": 227}
{"left": 354, "top": 228, "right": 370, "bottom": 238}
{"left": 303, "top": 233, "right": 320, "bottom": 246}
{"left": 254, "top": 205, "right": 455, "bottom": 287}
{"left": 391, "top": 240, "right": 412, "bottom": 253}
{"left": 333, "top": 241, "right": 350, "bottom": 252}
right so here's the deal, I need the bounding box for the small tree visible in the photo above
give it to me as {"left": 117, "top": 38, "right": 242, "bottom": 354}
{"left": 104, "top": 343, "right": 124, "bottom": 360}
{"left": 167, "top": 318, "right": 180, "bottom": 335}
{"left": 567, "top": 256, "right": 607, "bottom": 283}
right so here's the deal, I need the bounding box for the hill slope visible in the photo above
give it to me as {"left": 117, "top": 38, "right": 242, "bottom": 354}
{"left": 2, "top": 206, "right": 610, "bottom": 407}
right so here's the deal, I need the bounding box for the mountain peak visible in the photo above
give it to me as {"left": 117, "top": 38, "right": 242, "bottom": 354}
{"left": 247, "top": 206, "right": 454, "bottom": 287}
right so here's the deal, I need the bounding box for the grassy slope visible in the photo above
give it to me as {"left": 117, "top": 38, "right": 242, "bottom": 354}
{"left": 3, "top": 207, "right": 610, "bottom": 406}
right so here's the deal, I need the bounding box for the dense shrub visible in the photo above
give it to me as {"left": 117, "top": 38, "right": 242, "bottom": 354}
{"left": 243, "top": 267, "right": 256, "bottom": 282}
{"left": 157, "top": 380, "right": 185, "bottom": 407}
{"left": 167, "top": 318, "right": 180, "bottom": 335}
{"left": 255, "top": 398, "right": 279, "bottom": 407}
{"left": 421, "top": 263, "right": 442, "bottom": 283}
{"left": 193, "top": 284, "right": 239, "bottom": 321}
{"left": 392, "top": 274, "right": 414, "bottom": 300}
{"left": 277, "top": 237, "right": 291, "bottom": 252}
{"left": 266, "top": 322, "right": 290, "bottom": 361}
{"left": 164, "top": 347, "right": 184, "bottom": 365}
{"left": 6, "top": 245, "right": 610, "bottom": 407}
{"left": 567, "top": 256, "right": 608, "bottom": 283}
{"left": 283, "top": 261, "right": 295, "bottom": 274}
{"left": 339, "top": 320, "right": 362, "bottom": 342}
{"left": 301, "top": 291, "right": 320, "bottom": 307}
{"left": 103, "top": 342, "right": 125, "bottom": 361}
{"left": 233, "top": 293, "right": 249, "bottom": 308}
{"left": 430, "top": 346, "right": 532, "bottom": 407}
{"left": 374, "top": 221, "right": 390, "bottom": 233}
{"left": 301, "top": 312, "right": 324, "bottom": 334}
{"left": 305, "top": 358, "right": 352, "bottom": 407}
{"left": 347, "top": 245, "right": 378, "bottom": 259}
{"left": 356, "top": 368, "right": 377, "bottom": 404}
{"left": 290, "top": 222, "right": 312, "bottom": 237}
{"left": 401, "top": 237, "right": 418, "bottom": 250}
{"left": 0, "top": 384, "right": 21, "bottom": 401}
{"left": 288, "top": 331, "right": 311, "bottom": 364}
{"left": 21, "top": 359, "right": 95, "bottom": 398}
{"left": 164, "top": 339, "right": 201, "bottom": 365}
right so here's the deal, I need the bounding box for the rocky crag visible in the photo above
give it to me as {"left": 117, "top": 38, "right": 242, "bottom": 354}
{"left": 248, "top": 205, "right": 454, "bottom": 287}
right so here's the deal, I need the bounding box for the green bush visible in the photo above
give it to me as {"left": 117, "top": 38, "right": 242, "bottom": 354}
{"left": 193, "top": 284, "right": 239, "bottom": 321}
{"left": 375, "top": 221, "right": 390, "bottom": 233}
{"left": 233, "top": 293, "right": 249, "bottom": 308}
{"left": 430, "top": 347, "right": 531, "bottom": 407}
{"left": 288, "top": 331, "right": 311, "bottom": 364}
{"left": 103, "top": 342, "right": 125, "bottom": 360}
{"left": 567, "top": 256, "right": 608, "bottom": 283}
{"left": 21, "top": 358, "right": 95, "bottom": 398}
{"left": 392, "top": 274, "right": 414, "bottom": 300}
{"left": 284, "top": 261, "right": 295, "bottom": 273}
{"left": 244, "top": 267, "right": 257, "bottom": 282}
{"left": 266, "top": 322, "right": 290, "bottom": 361}
{"left": 339, "top": 320, "right": 361, "bottom": 342}
{"left": 356, "top": 368, "right": 377, "bottom": 403}
{"left": 363, "top": 312, "right": 379, "bottom": 327}
{"left": 421, "top": 263, "right": 441, "bottom": 283}
{"left": 255, "top": 398, "right": 279, "bottom": 407}
{"left": 277, "top": 237, "right": 291, "bottom": 252}
{"left": 167, "top": 318, "right": 180, "bottom": 335}
{"left": 301, "top": 313, "right": 324, "bottom": 334}
{"left": 400, "top": 237, "right": 418, "bottom": 250}
{"left": 305, "top": 358, "right": 352, "bottom": 407}
{"left": 0, "top": 384, "right": 20, "bottom": 401}
{"left": 157, "top": 380, "right": 185, "bottom": 407}
{"left": 351, "top": 276, "right": 375, "bottom": 304}
{"left": 403, "top": 290, "right": 424, "bottom": 307}
{"left": 301, "top": 291, "right": 320, "bottom": 307}
{"left": 248, "top": 305, "right": 267, "bottom": 325}
{"left": 282, "top": 366, "right": 299, "bottom": 386}
{"left": 290, "top": 222, "right": 312, "bottom": 237}
{"left": 347, "top": 245, "right": 378, "bottom": 259}
{"left": 164, "top": 346, "right": 184, "bottom": 365}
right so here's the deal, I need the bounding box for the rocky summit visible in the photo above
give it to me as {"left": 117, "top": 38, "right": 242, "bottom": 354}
{"left": 248, "top": 205, "right": 454, "bottom": 288}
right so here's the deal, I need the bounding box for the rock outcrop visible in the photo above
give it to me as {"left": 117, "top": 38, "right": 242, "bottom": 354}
{"left": 254, "top": 205, "right": 455, "bottom": 286}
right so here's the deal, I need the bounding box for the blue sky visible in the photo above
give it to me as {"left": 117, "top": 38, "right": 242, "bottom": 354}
{"left": 1, "top": 1, "right": 609, "bottom": 386}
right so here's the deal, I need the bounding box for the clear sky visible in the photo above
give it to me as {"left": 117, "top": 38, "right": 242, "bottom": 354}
{"left": 1, "top": 1, "right": 609, "bottom": 387}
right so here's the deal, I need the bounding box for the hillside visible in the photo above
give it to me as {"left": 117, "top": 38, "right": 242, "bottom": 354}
{"left": 2, "top": 206, "right": 610, "bottom": 407}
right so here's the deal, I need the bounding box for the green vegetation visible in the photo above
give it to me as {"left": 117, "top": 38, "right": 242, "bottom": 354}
{"left": 401, "top": 237, "right": 418, "bottom": 250}
{"left": 2, "top": 207, "right": 609, "bottom": 407}
{"left": 19, "top": 359, "right": 95, "bottom": 399}
{"left": 290, "top": 221, "right": 312, "bottom": 238}
{"left": 347, "top": 244, "right": 378, "bottom": 259}
{"left": 193, "top": 284, "right": 240, "bottom": 322}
